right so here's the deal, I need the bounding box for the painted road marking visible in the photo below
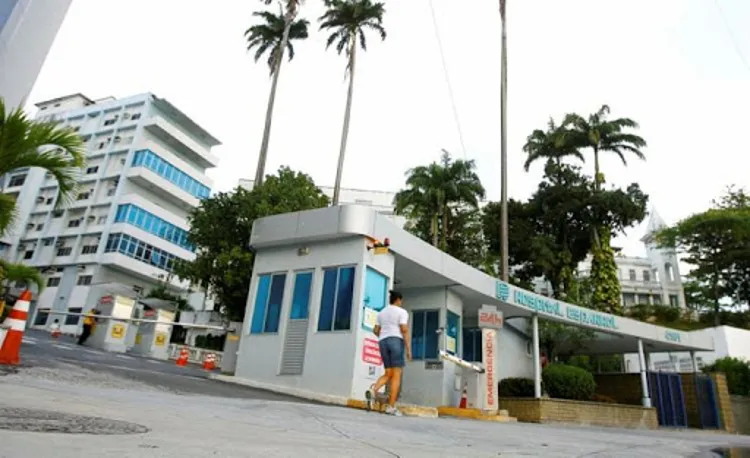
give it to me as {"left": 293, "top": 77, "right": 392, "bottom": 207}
{"left": 148, "top": 360, "right": 161, "bottom": 364}
{"left": 53, "top": 344, "right": 75, "bottom": 350}
{"left": 83, "top": 349, "right": 102, "bottom": 355}
{"left": 115, "top": 354, "right": 134, "bottom": 360}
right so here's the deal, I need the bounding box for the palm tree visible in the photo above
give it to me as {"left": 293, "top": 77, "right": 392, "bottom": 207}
{"left": 319, "top": 0, "right": 386, "bottom": 206}
{"left": 523, "top": 117, "right": 583, "bottom": 172}
{"left": 563, "top": 105, "right": 646, "bottom": 191}
{"left": 0, "top": 259, "right": 44, "bottom": 317}
{"left": 247, "top": 2, "right": 310, "bottom": 187}
{"left": 0, "top": 98, "right": 85, "bottom": 235}
{"left": 394, "top": 151, "right": 485, "bottom": 250}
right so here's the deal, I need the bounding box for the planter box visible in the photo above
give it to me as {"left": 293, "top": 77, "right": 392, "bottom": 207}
{"left": 498, "top": 397, "right": 658, "bottom": 430}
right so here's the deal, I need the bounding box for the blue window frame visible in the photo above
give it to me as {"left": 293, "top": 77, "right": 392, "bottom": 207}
{"left": 290, "top": 271, "right": 313, "bottom": 320}
{"left": 462, "top": 327, "right": 482, "bottom": 363}
{"left": 104, "top": 233, "right": 183, "bottom": 272}
{"left": 412, "top": 310, "right": 439, "bottom": 360}
{"left": 446, "top": 310, "right": 460, "bottom": 356}
{"left": 130, "top": 149, "right": 210, "bottom": 199}
{"left": 250, "top": 274, "right": 287, "bottom": 334}
{"left": 317, "top": 266, "right": 355, "bottom": 332}
{"left": 114, "top": 204, "right": 193, "bottom": 251}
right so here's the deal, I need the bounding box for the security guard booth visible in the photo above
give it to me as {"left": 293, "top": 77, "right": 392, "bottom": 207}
{"left": 87, "top": 294, "right": 136, "bottom": 353}
{"left": 131, "top": 298, "right": 176, "bottom": 360}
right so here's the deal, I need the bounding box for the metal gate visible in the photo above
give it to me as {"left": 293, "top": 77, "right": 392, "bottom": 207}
{"left": 648, "top": 372, "right": 688, "bottom": 427}
{"left": 695, "top": 374, "right": 721, "bottom": 429}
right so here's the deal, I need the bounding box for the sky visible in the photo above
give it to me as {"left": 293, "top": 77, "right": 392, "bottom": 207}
{"left": 26, "top": 0, "right": 750, "bottom": 259}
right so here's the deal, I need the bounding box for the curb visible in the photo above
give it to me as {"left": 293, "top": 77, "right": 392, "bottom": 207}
{"left": 437, "top": 406, "right": 517, "bottom": 423}
{"left": 346, "top": 399, "right": 439, "bottom": 418}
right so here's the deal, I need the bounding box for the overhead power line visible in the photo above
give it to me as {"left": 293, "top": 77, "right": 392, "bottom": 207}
{"left": 713, "top": 0, "right": 750, "bottom": 73}
{"left": 427, "top": 0, "right": 467, "bottom": 159}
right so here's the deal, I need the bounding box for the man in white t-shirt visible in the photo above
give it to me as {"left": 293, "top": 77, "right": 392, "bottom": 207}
{"left": 366, "top": 290, "right": 411, "bottom": 416}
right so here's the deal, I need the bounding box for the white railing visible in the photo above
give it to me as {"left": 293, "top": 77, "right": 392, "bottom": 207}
{"left": 167, "top": 343, "right": 223, "bottom": 366}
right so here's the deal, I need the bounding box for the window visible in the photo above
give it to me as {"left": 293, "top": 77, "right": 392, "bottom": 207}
{"left": 107, "top": 188, "right": 116, "bottom": 197}
{"left": 412, "top": 310, "right": 439, "bottom": 360}
{"left": 462, "top": 327, "right": 482, "bottom": 363}
{"left": 86, "top": 166, "right": 99, "bottom": 174}
{"left": 56, "top": 247, "right": 72, "bottom": 257}
{"left": 52, "top": 211, "right": 63, "bottom": 218}
{"left": 34, "top": 309, "right": 50, "bottom": 326}
{"left": 653, "top": 269, "right": 660, "bottom": 283}
{"left": 622, "top": 293, "right": 636, "bottom": 306}
{"left": 77, "top": 275, "right": 92, "bottom": 286}
{"left": 43, "top": 238, "right": 53, "bottom": 246}
{"left": 628, "top": 269, "right": 636, "bottom": 281}
{"left": 47, "top": 277, "right": 61, "bottom": 287}
{"left": 23, "top": 250, "right": 33, "bottom": 260}
{"left": 35, "top": 224, "right": 43, "bottom": 231}
{"left": 103, "top": 118, "right": 116, "bottom": 126}
{"left": 8, "top": 175, "right": 26, "bottom": 187}
{"left": 317, "top": 266, "right": 355, "bottom": 332}
{"left": 65, "top": 307, "right": 82, "bottom": 325}
{"left": 652, "top": 295, "right": 662, "bottom": 305}
{"left": 104, "top": 233, "right": 183, "bottom": 272}
{"left": 76, "top": 192, "right": 90, "bottom": 201}
{"left": 114, "top": 204, "right": 193, "bottom": 251}
{"left": 45, "top": 197, "right": 54, "bottom": 205}
{"left": 669, "top": 295, "right": 679, "bottom": 307}
{"left": 97, "top": 216, "right": 107, "bottom": 225}
{"left": 131, "top": 149, "right": 211, "bottom": 199}
{"left": 81, "top": 245, "right": 98, "bottom": 255}
{"left": 67, "top": 219, "right": 81, "bottom": 228}
{"left": 665, "top": 263, "right": 675, "bottom": 282}
{"left": 250, "top": 274, "right": 287, "bottom": 333}
{"left": 643, "top": 270, "right": 650, "bottom": 282}
{"left": 290, "top": 271, "right": 313, "bottom": 319}
{"left": 131, "top": 113, "right": 141, "bottom": 120}
{"left": 446, "top": 310, "right": 460, "bottom": 355}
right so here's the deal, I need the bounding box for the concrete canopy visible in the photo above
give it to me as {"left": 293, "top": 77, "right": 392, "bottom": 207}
{"left": 249, "top": 205, "right": 714, "bottom": 356}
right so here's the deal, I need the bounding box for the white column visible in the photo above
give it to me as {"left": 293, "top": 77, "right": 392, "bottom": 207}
{"left": 532, "top": 313, "right": 541, "bottom": 398}
{"left": 637, "top": 338, "right": 652, "bottom": 408}
{"left": 690, "top": 351, "right": 699, "bottom": 373}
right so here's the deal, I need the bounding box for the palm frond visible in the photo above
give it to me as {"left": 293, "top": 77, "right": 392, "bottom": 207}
{"left": 0, "top": 193, "right": 16, "bottom": 237}
{"left": 0, "top": 259, "right": 44, "bottom": 292}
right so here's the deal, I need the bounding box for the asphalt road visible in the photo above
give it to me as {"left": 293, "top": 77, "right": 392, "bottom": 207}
{"left": 14, "top": 329, "right": 309, "bottom": 403}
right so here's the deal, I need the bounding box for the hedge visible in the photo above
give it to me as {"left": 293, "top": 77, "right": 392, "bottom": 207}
{"left": 542, "top": 363, "right": 596, "bottom": 401}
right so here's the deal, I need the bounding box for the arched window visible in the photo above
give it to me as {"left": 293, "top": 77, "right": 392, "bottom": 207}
{"left": 665, "top": 263, "right": 674, "bottom": 282}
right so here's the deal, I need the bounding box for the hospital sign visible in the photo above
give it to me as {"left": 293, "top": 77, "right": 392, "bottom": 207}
{"left": 495, "top": 281, "right": 618, "bottom": 331}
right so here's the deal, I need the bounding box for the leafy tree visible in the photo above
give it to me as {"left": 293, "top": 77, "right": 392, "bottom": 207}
{"left": 564, "top": 105, "right": 647, "bottom": 190}
{"left": 682, "top": 278, "right": 714, "bottom": 313}
{"left": 658, "top": 198, "right": 750, "bottom": 325}
{"left": 0, "top": 260, "right": 44, "bottom": 319}
{"left": 246, "top": 3, "right": 309, "bottom": 186}
{"left": 319, "top": 0, "right": 386, "bottom": 205}
{"left": 395, "top": 151, "right": 485, "bottom": 250}
{"left": 175, "top": 167, "right": 328, "bottom": 321}
{"left": 0, "top": 98, "right": 86, "bottom": 235}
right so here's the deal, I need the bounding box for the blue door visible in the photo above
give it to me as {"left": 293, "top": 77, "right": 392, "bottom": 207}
{"left": 361, "top": 267, "right": 388, "bottom": 333}
{"left": 695, "top": 374, "right": 721, "bottom": 429}
{"left": 648, "top": 372, "right": 688, "bottom": 427}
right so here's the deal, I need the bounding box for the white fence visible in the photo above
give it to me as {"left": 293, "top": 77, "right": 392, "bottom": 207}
{"left": 168, "top": 344, "right": 223, "bottom": 366}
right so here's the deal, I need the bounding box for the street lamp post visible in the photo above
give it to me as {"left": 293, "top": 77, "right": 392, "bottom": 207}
{"left": 499, "top": 0, "right": 509, "bottom": 282}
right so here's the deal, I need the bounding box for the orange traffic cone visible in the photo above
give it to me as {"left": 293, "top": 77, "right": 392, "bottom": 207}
{"left": 459, "top": 384, "right": 468, "bottom": 409}
{"left": 175, "top": 346, "right": 189, "bottom": 367}
{"left": 0, "top": 290, "right": 32, "bottom": 365}
{"left": 202, "top": 353, "right": 216, "bottom": 371}
{"left": 51, "top": 329, "right": 61, "bottom": 338}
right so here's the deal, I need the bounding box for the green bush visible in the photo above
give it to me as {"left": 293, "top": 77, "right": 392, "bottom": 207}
{"left": 703, "top": 357, "right": 750, "bottom": 395}
{"left": 652, "top": 304, "right": 680, "bottom": 323}
{"left": 498, "top": 377, "right": 535, "bottom": 397}
{"left": 542, "top": 363, "right": 596, "bottom": 401}
{"left": 630, "top": 303, "right": 653, "bottom": 321}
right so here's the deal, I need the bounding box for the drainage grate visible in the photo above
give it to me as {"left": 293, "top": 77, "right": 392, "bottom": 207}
{"left": 0, "top": 408, "right": 149, "bottom": 434}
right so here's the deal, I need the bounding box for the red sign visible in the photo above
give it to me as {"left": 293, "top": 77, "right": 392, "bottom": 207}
{"left": 479, "top": 310, "right": 504, "bottom": 329}
{"left": 98, "top": 295, "right": 114, "bottom": 305}
{"left": 483, "top": 329, "right": 497, "bottom": 410}
{"left": 362, "top": 338, "right": 382, "bottom": 365}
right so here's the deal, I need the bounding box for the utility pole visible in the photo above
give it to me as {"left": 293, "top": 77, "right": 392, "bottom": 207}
{"left": 499, "top": 0, "right": 509, "bottom": 282}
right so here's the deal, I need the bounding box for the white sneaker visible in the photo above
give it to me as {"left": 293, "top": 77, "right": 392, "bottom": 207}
{"left": 385, "top": 406, "right": 402, "bottom": 417}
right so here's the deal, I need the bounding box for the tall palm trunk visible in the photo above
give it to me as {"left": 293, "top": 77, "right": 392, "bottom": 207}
{"left": 441, "top": 205, "right": 448, "bottom": 251}
{"left": 332, "top": 37, "right": 357, "bottom": 206}
{"left": 593, "top": 147, "right": 601, "bottom": 191}
{"left": 254, "top": 12, "right": 295, "bottom": 187}
{"left": 431, "top": 213, "right": 439, "bottom": 247}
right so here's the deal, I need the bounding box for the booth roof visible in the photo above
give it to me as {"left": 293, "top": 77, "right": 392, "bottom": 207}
{"left": 250, "top": 205, "right": 714, "bottom": 354}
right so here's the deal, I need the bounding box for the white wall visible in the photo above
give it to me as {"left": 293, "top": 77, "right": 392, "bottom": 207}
{"left": 235, "top": 237, "right": 368, "bottom": 399}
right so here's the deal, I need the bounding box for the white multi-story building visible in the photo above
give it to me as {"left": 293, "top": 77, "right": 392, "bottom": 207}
{"left": 237, "top": 179, "right": 407, "bottom": 227}
{"left": 534, "top": 210, "right": 686, "bottom": 308}
{"left": 0, "top": 92, "right": 220, "bottom": 328}
{"left": 0, "top": 0, "right": 72, "bottom": 109}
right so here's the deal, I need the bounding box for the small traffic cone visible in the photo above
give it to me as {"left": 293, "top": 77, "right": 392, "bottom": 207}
{"left": 459, "top": 384, "right": 468, "bottom": 409}
{"left": 175, "top": 346, "right": 189, "bottom": 367}
{"left": 51, "top": 329, "right": 61, "bottom": 339}
{"left": 0, "top": 290, "right": 32, "bottom": 365}
{"left": 202, "top": 353, "right": 216, "bottom": 371}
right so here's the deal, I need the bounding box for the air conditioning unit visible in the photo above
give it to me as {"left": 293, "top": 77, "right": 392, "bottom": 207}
{"left": 87, "top": 215, "right": 96, "bottom": 222}
{"left": 26, "top": 223, "right": 34, "bottom": 229}
{"left": 36, "top": 196, "right": 45, "bottom": 203}
{"left": 55, "top": 241, "right": 64, "bottom": 248}
{"left": 17, "top": 244, "right": 25, "bottom": 251}
{"left": 123, "top": 113, "right": 131, "bottom": 120}
{"left": 119, "top": 158, "right": 126, "bottom": 165}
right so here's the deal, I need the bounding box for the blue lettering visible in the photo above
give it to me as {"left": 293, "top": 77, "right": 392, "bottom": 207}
{"left": 665, "top": 331, "right": 681, "bottom": 343}
{"left": 566, "top": 306, "right": 617, "bottom": 330}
